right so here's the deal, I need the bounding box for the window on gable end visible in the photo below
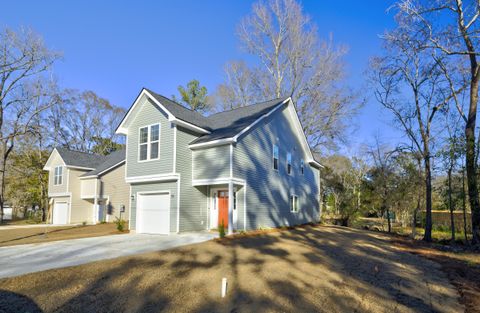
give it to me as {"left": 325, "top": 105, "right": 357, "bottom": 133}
{"left": 273, "top": 144, "right": 279, "bottom": 170}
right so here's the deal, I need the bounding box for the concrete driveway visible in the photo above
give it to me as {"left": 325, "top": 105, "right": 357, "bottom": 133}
{"left": 0, "top": 232, "right": 217, "bottom": 279}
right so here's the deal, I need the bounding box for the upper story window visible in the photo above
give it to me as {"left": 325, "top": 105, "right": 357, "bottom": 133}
{"left": 290, "top": 194, "right": 299, "bottom": 213}
{"left": 54, "top": 166, "right": 63, "bottom": 185}
{"left": 300, "top": 159, "right": 304, "bottom": 175}
{"left": 287, "top": 152, "right": 292, "bottom": 175}
{"left": 139, "top": 124, "right": 160, "bottom": 161}
{"left": 273, "top": 144, "right": 279, "bottom": 170}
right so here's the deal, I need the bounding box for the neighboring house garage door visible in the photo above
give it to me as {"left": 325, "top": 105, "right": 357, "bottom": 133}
{"left": 53, "top": 202, "right": 68, "bottom": 225}
{"left": 137, "top": 192, "right": 170, "bottom": 234}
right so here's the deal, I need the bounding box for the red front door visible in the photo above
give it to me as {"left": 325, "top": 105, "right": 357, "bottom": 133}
{"left": 218, "top": 190, "right": 228, "bottom": 228}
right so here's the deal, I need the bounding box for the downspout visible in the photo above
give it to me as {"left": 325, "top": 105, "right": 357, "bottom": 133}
{"left": 93, "top": 178, "right": 98, "bottom": 224}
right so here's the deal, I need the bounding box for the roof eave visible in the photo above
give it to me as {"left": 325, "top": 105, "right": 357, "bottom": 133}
{"left": 188, "top": 97, "right": 290, "bottom": 150}
{"left": 66, "top": 165, "right": 96, "bottom": 171}
{"left": 116, "top": 88, "right": 211, "bottom": 135}
{"left": 189, "top": 138, "right": 236, "bottom": 150}
{"left": 79, "top": 175, "right": 98, "bottom": 180}
{"left": 170, "top": 117, "right": 210, "bottom": 134}
{"left": 309, "top": 160, "right": 324, "bottom": 169}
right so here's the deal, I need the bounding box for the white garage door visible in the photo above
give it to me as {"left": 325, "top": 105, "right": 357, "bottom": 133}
{"left": 137, "top": 192, "right": 170, "bottom": 234}
{"left": 53, "top": 202, "right": 68, "bottom": 225}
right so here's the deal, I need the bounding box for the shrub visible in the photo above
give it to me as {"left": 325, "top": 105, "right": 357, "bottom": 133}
{"left": 218, "top": 220, "right": 226, "bottom": 238}
{"left": 114, "top": 217, "right": 126, "bottom": 232}
{"left": 82, "top": 221, "right": 87, "bottom": 226}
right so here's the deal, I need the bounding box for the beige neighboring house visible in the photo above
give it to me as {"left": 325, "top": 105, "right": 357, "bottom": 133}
{"left": 43, "top": 147, "right": 129, "bottom": 225}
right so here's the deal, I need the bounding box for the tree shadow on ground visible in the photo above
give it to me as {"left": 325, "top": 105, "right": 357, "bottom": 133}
{"left": 0, "top": 225, "right": 463, "bottom": 313}
{"left": 0, "top": 290, "right": 43, "bottom": 313}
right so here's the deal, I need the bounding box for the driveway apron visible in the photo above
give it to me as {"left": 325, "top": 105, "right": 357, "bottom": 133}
{"left": 0, "top": 232, "right": 216, "bottom": 279}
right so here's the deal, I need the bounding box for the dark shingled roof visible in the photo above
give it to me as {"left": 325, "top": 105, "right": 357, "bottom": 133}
{"left": 81, "top": 149, "right": 126, "bottom": 177}
{"left": 143, "top": 88, "right": 289, "bottom": 144}
{"left": 190, "top": 96, "right": 290, "bottom": 144}
{"left": 144, "top": 88, "right": 212, "bottom": 130}
{"left": 56, "top": 147, "right": 107, "bottom": 169}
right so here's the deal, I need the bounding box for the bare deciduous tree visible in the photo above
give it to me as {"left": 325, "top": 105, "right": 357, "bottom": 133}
{"left": 49, "top": 89, "right": 125, "bottom": 153}
{"left": 370, "top": 14, "right": 453, "bottom": 241}
{"left": 217, "top": 0, "right": 360, "bottom": 150}
{"left": 396, "top": 0, "right": 480, "bottom": 244}
{"left": 0, "top": 27, "right": 60, "bottom": 222}
{"left": 215, "top": 61, "right": 262, "bottom": 111}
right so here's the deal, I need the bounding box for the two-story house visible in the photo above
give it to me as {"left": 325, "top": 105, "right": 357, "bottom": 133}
{"left": 43, "top": 148, "right": 129, "bottom": 224}
{"left": 116, "top": 88, "right": 321, "bottom": 235}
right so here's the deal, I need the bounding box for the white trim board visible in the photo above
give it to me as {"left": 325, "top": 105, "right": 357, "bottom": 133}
{"left": 48, "top": 192, "right": 72, "bottom": 198}
{"left": 126, "top": 173, "right": 180, "bottom": 184}
{"left": 192, "top": 177, "right": 245, "bottom": 186}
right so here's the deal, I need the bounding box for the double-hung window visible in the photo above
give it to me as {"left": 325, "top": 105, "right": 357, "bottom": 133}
{"left": 300, "top": 159, "right": 304, "bottom": 175}
{"left": 290, "top": 195, "right": 299, "bottom": 213}
{"left": 287, "top": 152, "right": 292, "bottom": 175}
{"left": 54, "top": 166, "right": 63, "bottom": 185}
{"left": 273, "top": 144, "right": 279, "bottom": 170}
{"left": 139, "top": 124, "right": 160, "bottom": 161}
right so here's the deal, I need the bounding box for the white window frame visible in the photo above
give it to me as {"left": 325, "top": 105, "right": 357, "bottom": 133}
{"left": 290, "top": 194, "right": 299, "bottom": 213}
{"left": 273, "top": 144, "right": 279, "bottom": 171}
{"left": 287, "top": 152, "right": 292, "bottom": 175}
{"left": 138, "top": 123, "right": 160, "bottom": 162}
{"left": 54, "top": 166, "right": 63, "bottom": 185}
{"left": 300, "top": 159, "right": 304, "bottom": 175}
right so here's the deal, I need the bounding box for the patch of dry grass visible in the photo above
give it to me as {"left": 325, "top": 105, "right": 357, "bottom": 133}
{"left": 0, "top": 223, "right": 127, "bottom": 247}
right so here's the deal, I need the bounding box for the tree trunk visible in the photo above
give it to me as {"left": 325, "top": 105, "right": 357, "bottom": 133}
{"left": 384, "top": 204, "right": 391, "bottom": 233}
{"left": 462, "top": 166, "right": 469, "bottom": 243}
{"left": 466, "top": 69, "right": 480, "bottom": 245}
{"left": 424, "top": 155, "right": 433, "bottom": 242}
{"left": 412, "top": 198, "right": 420, "bottom": 239}
{"left": 448, "top": 167, "right": 455, "bottom": 242}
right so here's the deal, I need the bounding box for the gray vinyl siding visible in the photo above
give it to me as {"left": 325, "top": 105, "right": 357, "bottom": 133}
{"left": 192, "top": 145, "right": 230, "bottom": 180}
{"left": 126, "top": 96, "right": 174, "bottom": 178}
{"left": 176, "top": 126, "right": 208, "bottom": 231}
{"left": 233, "top": 105, "right": 320, "bottom": 230}
{"left": 130, "top": 181, "right": 178, "bottom": 232}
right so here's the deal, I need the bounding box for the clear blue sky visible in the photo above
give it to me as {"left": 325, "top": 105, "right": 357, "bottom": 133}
{"left": 1, "top": 0, "right": 404, "bottom": 152}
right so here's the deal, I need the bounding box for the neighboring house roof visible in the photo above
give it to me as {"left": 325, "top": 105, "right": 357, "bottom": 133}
{"left": 80, "top": 149, "right": 126, "bottom": 178}
{"left": 55, "top": 147, "right": 107, "bottom": 169}
{"left": 44, "top": 147, "right": 126, "bottom": 176}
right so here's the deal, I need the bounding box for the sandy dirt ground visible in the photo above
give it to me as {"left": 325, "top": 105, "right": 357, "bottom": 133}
{"left": 0, "top": 223, "right": 125, "bottom": 247}
{"left": 0, "top": 225, "right": 463, "bottom": 313}
{"left": 392, "top": 236, "right": 480, "bottom": 313}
